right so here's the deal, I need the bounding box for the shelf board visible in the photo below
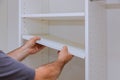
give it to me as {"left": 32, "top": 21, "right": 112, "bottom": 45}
{"left": 22, "top": 34, "right": 85, "bottom": 58}
{"left": 22, "top": 12, "right": 85, "bottom": 20}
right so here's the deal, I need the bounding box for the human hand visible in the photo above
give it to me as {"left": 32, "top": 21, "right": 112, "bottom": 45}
{"left": 57, "top": 46, "right": 73, "bottom": 64}
{"left": 22, "top": 36, "right": 45, "bottom": 54}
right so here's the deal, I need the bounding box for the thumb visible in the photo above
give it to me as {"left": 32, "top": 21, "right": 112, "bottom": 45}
{"left": 62, "top": 46, "right": 68, "bottom": 53}
{"left": 30, "top": 36, "right": 40, "bottom": 43}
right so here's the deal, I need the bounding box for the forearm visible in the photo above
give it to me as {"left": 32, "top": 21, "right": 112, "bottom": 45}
{"left": 7, "top": 46, "right": 30, "bottom": 61}
{"left": 35, "top": 60, "right": 66, "bottom": 80}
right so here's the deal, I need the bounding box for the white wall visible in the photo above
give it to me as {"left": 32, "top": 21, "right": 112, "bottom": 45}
{"left": 107, "top": 9, "right": 120, "bottom": 80}
{"left": 0, "top": 0, "right": 8, "bottom": 52}
{"left": 7, "top": 0, "right": 19, "bottom": 52}
{"left": 0, "top": 0, "right": 19, "bottom": 52}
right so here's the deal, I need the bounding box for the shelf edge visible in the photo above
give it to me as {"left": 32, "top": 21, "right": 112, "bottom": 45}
{"left": 22, "top": 35, "right": 85, "bottom": 59}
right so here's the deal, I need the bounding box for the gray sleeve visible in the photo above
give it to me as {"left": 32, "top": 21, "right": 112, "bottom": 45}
{"left": 0, "top": 51, "right": 35, "bottom": 80}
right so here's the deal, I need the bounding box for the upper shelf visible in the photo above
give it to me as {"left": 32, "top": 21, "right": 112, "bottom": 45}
{"left": 21, "top": 12, "right": 85, "bottom": 20}
{"left": 22, "top": 34, "right": 85, "bottom": 59}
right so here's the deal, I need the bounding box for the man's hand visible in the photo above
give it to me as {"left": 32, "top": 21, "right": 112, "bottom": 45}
{"left": 57, "top": 46, "right": 73, "bottom": 64}
{"left": 34, "top": 46, "right": 73, "bottom": 80}
{"left": 22, "top": 36, "right": 45, "bottom": 54}
{"left": 8, "top": 36, "right": 45, "bottom": 61}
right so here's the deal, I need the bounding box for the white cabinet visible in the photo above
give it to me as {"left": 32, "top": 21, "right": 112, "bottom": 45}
{"left": 20, "top": 0, "right": 85, "bottom": 58}
{"left": 19, "top": 0, "right": 107, "bottom": 80}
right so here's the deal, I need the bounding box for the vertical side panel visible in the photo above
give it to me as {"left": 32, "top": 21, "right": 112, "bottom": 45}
{"left": 86, "top": 1, "right": 107, "bottom": 80}
{"left": 19, "top": 0, "right": 22, "bottom": 46}
{"left": 107, "top": 9, "right": 120, "bottom": 80}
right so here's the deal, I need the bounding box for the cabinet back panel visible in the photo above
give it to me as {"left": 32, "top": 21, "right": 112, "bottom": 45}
{"left": 22, "top": 0, "right": 84, "bottom": 14}
{"left": 49, "top": 0, "right": 84, "bottom": 13}
{"left": 22, "top": 19, "right": 49, "bottom": 34}
{"left": 22, "top": 20, "right": 85, "bottom": 46}
{"left": 22, "top": 0, "right": 49, "bottom": 14}
{"left": 49, "top": 20, "right": 85, "bottom": 45}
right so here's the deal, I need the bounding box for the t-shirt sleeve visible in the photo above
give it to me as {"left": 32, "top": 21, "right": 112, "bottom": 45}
{"left": 0, "top": 51, "right": 35, "bottom": 80}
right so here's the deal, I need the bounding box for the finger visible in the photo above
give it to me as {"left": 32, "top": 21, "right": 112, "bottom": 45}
{"left": 63, "top": 46, "right": 68, "bottom": 52}
{"left": 36, "top": 43, "right": 45, "bottom": 48}
{"left": 37, "top": 45, "right": 46, "bottom": 51}
{"left": 63, "top": 46, "right": 73, "bottom": 56}
{"left": 35, "top": 44, "right": 45, "bottom": 50}
{"left": 30, "top": 36, "right": 41, "bottom": 43}
{"left": 32, "top": 36, "right": 40, "bottom": 41}
{"left": 31, "top": 45, "right": 45, "bottom": 54}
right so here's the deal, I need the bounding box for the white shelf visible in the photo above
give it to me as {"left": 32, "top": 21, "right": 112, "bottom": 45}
{"left": 22, "top": 12, "right": 85, "bottom": 20}
{"left": 22, "top": 34, "right": 85, "bottom": 58}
